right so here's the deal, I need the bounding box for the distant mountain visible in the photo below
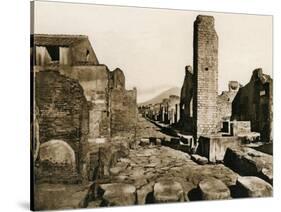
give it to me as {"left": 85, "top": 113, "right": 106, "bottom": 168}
{"left": 139, "top": 87, "right": 181, "bottom": 106}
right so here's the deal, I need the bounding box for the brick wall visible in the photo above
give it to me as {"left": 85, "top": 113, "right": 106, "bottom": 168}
{"left": 193, "top": 15, "right": 218, "bottom": 140}
{"left": 61, "top": 65, "right": 111, "bottom": 140}
{"left": 35, "top": 70, "right": 89, "bottom": 178}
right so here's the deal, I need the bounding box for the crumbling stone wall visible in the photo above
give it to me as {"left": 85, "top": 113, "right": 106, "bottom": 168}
{"left": 180, "top": 65, "right": 194, "bottom": 132}
{"left": 217, "top": 81, "right": 239, "bottom": 129}
{"left": 193, "top": 15, "right": 219, "bottom": 140}
{"left": 110, "top": 69, "right": 137, "bottom": 136}
{"left": 35, "top": 70, "right": 89, "bottom": 180}
{"left": 232, "top": 68, "right": 273, "bottom": 142}
{"left": 71, "top": 39, "right": 99, "bottom": 65}
{"left": 61, "top": 65, "right": 111, "bottom": 141}
{"left": 168, "top": 95, "right": 180, "bottom": 124}
{"left": 110, "top": 68, "right": 125, "bottom": 89}
{"left": 160, "top": 98, "right": 170, "bottom": 124}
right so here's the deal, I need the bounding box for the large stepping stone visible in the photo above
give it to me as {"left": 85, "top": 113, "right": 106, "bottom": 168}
{"left": 224, "top": 147, "right": 273, "bottom": 184}
{"left": 191, "top": 154, "right": 208, "bottom": 165}
{"left": 153, "top": 180, "right": 184, "bottom": 203}
{"left": 98, "top": 183, "right": 136, "bottom": 206}
{"left": 34, "top": 184, "right": 90, "bottom": 210}
{"left": 198, "top": 178, "right": 231, "bottom": 200}
{"left": 136, "top": 182, "right": 154, "bottom": 204}
{"left": 236, "top": 176, "right": 272, "bottom": 197}
{"left": 259, "top": 168, "right": 273, "bottom": 185}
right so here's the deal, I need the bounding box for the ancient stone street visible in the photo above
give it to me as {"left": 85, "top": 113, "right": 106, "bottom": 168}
{"left": 31, "top": 12, "right": 273, "bottom": 211}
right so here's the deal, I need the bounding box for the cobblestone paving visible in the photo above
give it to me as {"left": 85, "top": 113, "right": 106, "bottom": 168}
{"left": 87, "top": 115, "right": 239, "bottom": 206}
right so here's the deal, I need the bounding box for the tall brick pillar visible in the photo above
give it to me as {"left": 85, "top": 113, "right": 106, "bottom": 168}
{"left": 193, "top": 15, "right": 218, "bottom": 141}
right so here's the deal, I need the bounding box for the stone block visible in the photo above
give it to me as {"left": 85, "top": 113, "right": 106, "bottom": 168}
{"left": 198, "top": 177, "right": 231, "bottom": 200}
{"left": 191, "top": 154, "right": 208, "bottom": 165}
{"left": 236, "top": 176, "right": 272, "bottom": 197}
{"left": 224, "top": 147, "right": 273, "bottom": 184}
{"left": 136, "top": 182, "right": 154, "bottom": 204}
{"left": 97, "top": 183, "right": 136, "bottom": 206}
{"left": 139, "top": 138, "right": 150, "bottom": 146}
{"left": 34, "top": 184, "right": 90, "bottom": 210}
{"left": 230, "top": 121, "right": 251, "bottom": 136}
{"left": 197, "top": 136, "right": 241, "bottom": 163}
{"left": 259, "top": 168, "right": 273, "bottom": 185}
{"left": 153, "top": 180, "right": 184, "bottom": 203}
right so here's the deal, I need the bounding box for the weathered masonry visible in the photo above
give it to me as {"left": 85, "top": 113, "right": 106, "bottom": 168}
{"left": 32, "top": 34, "right": 138, "bottom": 182}
{"left": 232, "top": 68, "right": 273, "bottom": 142}
{"left": 179, "top": 65, "right": 194, "bottom": 133}
{"left": 32, "top": 34, "right": 137, "bottom": 143}
{"left": 35, "top": 70, "right": 89, "bottom": 182}
{"left": 193, "top": 15, "right": 219, "bottom": 140}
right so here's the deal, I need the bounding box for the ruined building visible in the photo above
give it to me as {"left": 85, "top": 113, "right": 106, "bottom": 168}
{"left": 168, "top": 95, "right": 180, "bottom": 125}
{"left": 179, "top": 65, "right": 193, "bottom": 132}
{"left": 232, "top": 68, "right": 273, "bottom": 142}
{"left": 109, "top": 68, "right": 137, "bottom": 137}
{"left": 217, "top": 81, "right": 240, "bottom": 131}
{"left": 32, "top": 34, "right": 137, "bottom": 182}
{"left": 143, "top": 14, "right": 272, "bottom": 148}
{"left": 193, "top": 15, "right": 219, "bottom": 140}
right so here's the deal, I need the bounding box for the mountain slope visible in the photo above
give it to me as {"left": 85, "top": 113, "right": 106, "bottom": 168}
{"left": 139, "top": 87, "right": 181, "bottom": 106}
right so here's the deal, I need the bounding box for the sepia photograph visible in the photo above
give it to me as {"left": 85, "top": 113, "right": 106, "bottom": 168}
{"left": 30, "top": 0, "right": 273, "bottom": 210}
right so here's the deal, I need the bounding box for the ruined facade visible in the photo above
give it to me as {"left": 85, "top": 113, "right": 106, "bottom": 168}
{"left": 217, "top": 81, "right": 239, "bottom": 131}
{"left": 110, "top": 68, "right": 137, "bottom": 136}
{"left": 32, "top": 34, "right": 138, "bottom": 182}
{"left": 179, "top": 66, "right": 194, "bottom": 132}
{"left": 33, "top": 34, "right": 99, "bottom": 67}
{"left": 193, "top": 15, "right": 219, "bottom": 140}
{"left": 232, "top": 68, "right": 273, "bottom": 142}
{"left": 33, "top": 34, "right": 137, "bottom": 142}
{"left": 140, "top": 15, "right": 271, "bottom": 148}
{"left": 168, "top": 95, "right": 180, "bottom": 125}
{"left": 35, "top": 70, "right": 89, "bottom": 181}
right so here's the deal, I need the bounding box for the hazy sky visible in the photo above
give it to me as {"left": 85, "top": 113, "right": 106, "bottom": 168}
{"left": 34, "top": 1, "right": 272, "bottom": 103}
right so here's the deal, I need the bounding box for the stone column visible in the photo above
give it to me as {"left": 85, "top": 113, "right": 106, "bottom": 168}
{"left": 193, "top": 15, "right": 218, "bottom": 141}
